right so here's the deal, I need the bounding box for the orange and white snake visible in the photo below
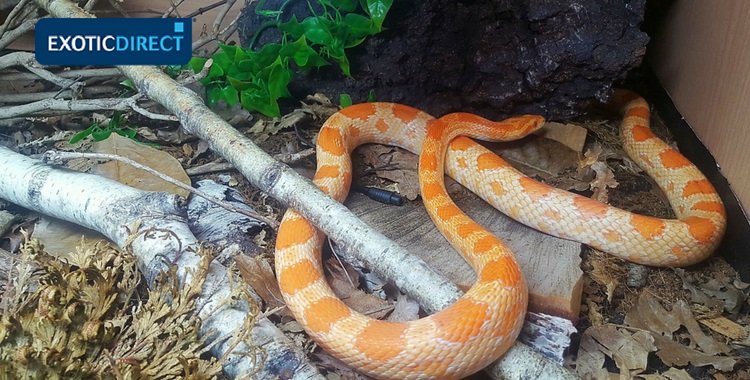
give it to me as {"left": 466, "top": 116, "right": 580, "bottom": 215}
{"left": 274, "top": 89, "right": 726, "bottom": 379}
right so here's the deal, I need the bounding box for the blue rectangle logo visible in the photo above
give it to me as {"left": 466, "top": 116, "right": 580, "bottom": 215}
{"left": 35, "top": 18, "right": 192, "bottom": 66}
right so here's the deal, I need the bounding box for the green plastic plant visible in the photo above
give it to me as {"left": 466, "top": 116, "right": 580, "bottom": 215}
{"left": 191, "top": 0, "right": 392, "bottom": 118}
{"left": 70, "top": 110, "right": 137, "bottom": 143}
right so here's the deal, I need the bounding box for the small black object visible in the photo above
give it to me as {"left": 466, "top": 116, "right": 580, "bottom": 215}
{"left": 357, "top": 185, "right": 404, "bottom": 206}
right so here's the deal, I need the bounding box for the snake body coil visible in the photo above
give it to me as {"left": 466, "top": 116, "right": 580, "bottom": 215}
{"left": 275, "top": 90, "right": 726, "bottom": 379}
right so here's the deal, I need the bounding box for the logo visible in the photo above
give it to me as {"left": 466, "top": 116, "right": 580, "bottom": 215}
{"left": 35, "top": 18, "right": 192, "bottom": 66}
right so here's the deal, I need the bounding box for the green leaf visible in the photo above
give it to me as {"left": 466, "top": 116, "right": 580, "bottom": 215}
{"left": 188, "top": 57, "right": 208, "bottom": 73}
{"left": 206, "top": 85, "right": 227, "bottom": 107}
{"left": 119, "top": 79, "right": 136, "bottom": 90}
{"left": 115, "top": 127, "right": 137, "bottom": 139}
{"left": 367, "top": 89, "right": 376, "bottom": 102}
{"left": 364, "top": 0, "right": 392, "bottom": 30}
{"left": 218, "top": 44, "right": 239, "bottom": 59}
{"left": 221, "top": 85, "right": 240, "bottom": 106}
{"left": 241, "top": 89, "right": 280, "bottom": 118}
{"left": 339, "top": 93, "right": 353, "bottom": 107}
{"left": 69, "top": 125, "right": 96, "bottom": 144}
{"left": 255, "top": 43, "right": 284, "bottom": 68}
{"left": 109, "top": 111, "right": 122, "bottom": 129}
{"left": 323, "top": 44, "right": 351, "bottom": 77}
{"left": 212, "top": 51, "right": 233, "bottom": 71}
{"left": 331, "top": 0, "right": 358, "bottom": 12}
{"left": 268, "top": 58, "right": 293, "bottom": 100}
{"left": 279, "top": 36, "right": 330, "bottom": 69}
{"left": 91, "top": 128, "right": 112, "bottom": 141}
{"left": 279, "top": 15, "right": 305, "bottom": 39}
{"left": 228, "top": 76, "right": 259, "bottom": 91}
{"left": 345, "top": 13, "right": 377, "bottom": 39}
{"left": 301, "top": 16, "right": 334, "bottom": 45}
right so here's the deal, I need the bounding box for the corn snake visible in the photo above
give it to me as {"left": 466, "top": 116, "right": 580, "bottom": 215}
{"left": 274, "top": 89, "right": 726, "bottom": 379}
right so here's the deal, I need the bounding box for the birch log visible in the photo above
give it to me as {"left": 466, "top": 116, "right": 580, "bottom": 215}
{"left": 25, "top": 1, "right": 577, "bottom": 378}
{"left": 0, "top": 146, "right": 323, "bottom": 379}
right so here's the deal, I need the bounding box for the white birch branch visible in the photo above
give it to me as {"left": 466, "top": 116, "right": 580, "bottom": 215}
{"left": 0, "top": 146, "right": 323, "bottom": 379}
{"left": 29, "top": 0, "right": 577, "bottom": 378}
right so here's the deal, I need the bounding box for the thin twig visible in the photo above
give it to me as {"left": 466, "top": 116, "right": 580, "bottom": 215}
{"left": 185, "top": 0, "right": 227, "bottom": 19}
{"left": 0, "top": 94, "right": 177, "bottom": 121}
{"left": 191, "top": 1, "right": 244, "bottom": 52}
{"left": 161, "top": 0, "right": 187, "bottom": 18}
{"left": 0, "top": 67, "right": 122, "bottom": 82}
{"left": 0, "top": 16, "right": 39, "bottom": 50}
{"left": 186, "top": 147, "right": 315, "bottom": 176}
{"left": 43, "top": 150, "right": 280, "bottom": 228}
{"left": 0, "top": 0, "right": 31, "bottom": 36}
{"left": 0, "top": 52, "right": 81, "bottom": 91}
{"left": 212, "top": 0, "right": 236, "bottom": 33}
{"left": 0, "top": 86, "right": 120, "bottom": 103}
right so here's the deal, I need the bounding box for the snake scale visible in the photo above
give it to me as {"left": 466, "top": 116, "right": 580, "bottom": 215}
{"left": 274, "top": 89, "right": 727, "bottom": 379}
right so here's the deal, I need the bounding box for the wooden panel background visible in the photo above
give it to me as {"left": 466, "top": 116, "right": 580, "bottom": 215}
{"left": 650, "top": 1, "right": 750, "bottom": 212}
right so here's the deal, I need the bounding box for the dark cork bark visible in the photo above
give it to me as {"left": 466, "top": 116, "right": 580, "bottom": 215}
{"left": 238, "top": 0, "right": 649, "bottom": 121}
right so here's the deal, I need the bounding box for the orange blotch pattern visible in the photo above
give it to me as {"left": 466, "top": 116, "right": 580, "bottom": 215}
{"left": 603, "top": 229, "right": 621, "bottom": 243}
{"left": 392, "top": 105, "right": 421, "bottom": 125}
{"left": 355, "top": 321, "right": 407, "bottom": 361}
{"left": 432, "top": 298, "right": 490, "bottom": 344}
{"left": 630, "top": 214, "right": 666, "bottom": 240}
{"left": 437, "top": 204, "right": 463, "bottom": 221}
{"left": 279, "top": 258, "right": 319, "bottom": 295}
{"left": 347, "top": 124, "right": 361, "bottom": 139}
{"left": 276, "top": 217, "right": 314, "bottom": 250}
{"left": 626, "top": 105, "right": 650, "bottom": 120}
{"left": 421, "top": 153, "right": 438, "bottom": 172}
{"left": 478, "top": 257, "right": 516, "bottom": 283}
{"left": 315, "top": 165, "right": 340, "bottom": 181}
{"left": 490, "top": 181, "right": 505, "bottom": 196}
{"left": 473, "top": 234, "right": 499, "bottom": 256}
{"left": 456, "top": 222, "right": 479, "bottom": 239}
{"left": 518, "top": 177, "right": 552, "bottom": 199}
{"left": 682, "top": 179, "right": 715, "bottom": 197}
{"left": 421, "top": 181, "right": 444, "bottom": 201}
{"left": 659, "top": 149, "right": 691, "bottom": 169}
{"left": 630, "top": 124, "right": 656, "bottom": 142}
{"left": 305, "top": 297, "right": 352, "bottom": 334}
{"left": 317, "top": 128, "right": 346, "bottom": 156}
{"left": 690, "top": 201, "right": 726, "bottom": 216}
{"left": 477, "top": 152, "right": 500, "bottom": 171}
{"left": 375, "top": 119, "right": 390, "bottom": 133}
{"left": 682, "top": 216, "right": 717, "bottom": 245}
{"left": 572, "top": 196, "right": 609, "bottom": 218}
{"left": 450, "top": 136, "right": 476, "bottom": 152}
{"left": 340, "top": 103, "right": 375, "bottom": 120}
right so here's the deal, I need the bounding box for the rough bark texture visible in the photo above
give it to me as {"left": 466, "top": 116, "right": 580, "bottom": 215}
{"left": 238, "top": 0, "right": 649, "bottom": 121}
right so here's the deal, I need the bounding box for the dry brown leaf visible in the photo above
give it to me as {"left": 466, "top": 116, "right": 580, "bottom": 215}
{"left": 499, "top": 136, "right": 580, "bottom": 179}
{"left": 699, "top": 317, "right": 749, "bottom": 340}
{"left": 91, "top": 134, "right": 191, "bottom": 197}
{"left": 624, "top": 292, "right": 682, "bottom": 336}
{"left": 235, "top": 255, "right": 288, "bottom": 316}
{"left": 386, "top": 292, "right": 420, "bottom": 322}
{"left": 314, "top": 351, "right": 374, "bottom": 380}
{"left": 580, "top": 145, "right": 603, "bottom": 169}
{"left": 535, "top": 122, "right": 588, "bottom": 153}
{"left": 326, "top": 257, "right": 393, "bottom": 319}
{"left": 588, "top": 254, "right": 621, "bottom": 302}
{"left": 29, "top": 215, "right": 109, "bottom": 258}
{"left": 624, "top": 293, "right": 737, "bottom": 371}
{"left": 652, "top": 334, "right": 736, "bottom": 371}
{"left": 359, "top": 145, "right": 420, "bottom": 200}
{"left": 575, "top": 324, "right": 655, "bottom": 378}
{"left": 590, "top": 161, "right": 618, "bottom": 203}
{"left": 638, "top": 367, "right": 694, "bottom": 380}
